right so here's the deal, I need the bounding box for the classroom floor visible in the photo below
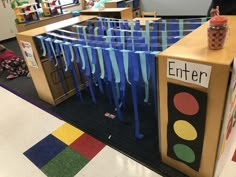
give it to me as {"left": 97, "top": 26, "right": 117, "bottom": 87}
{"left": 0, "top": 86, "right": 161, "bottom": 177}
{"left": 0, "top": 85, "right": 236, "bottom": 177}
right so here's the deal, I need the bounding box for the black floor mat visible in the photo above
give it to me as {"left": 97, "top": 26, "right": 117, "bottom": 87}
{"left": 51, "top": 86, "right": 161, "bottom": 170}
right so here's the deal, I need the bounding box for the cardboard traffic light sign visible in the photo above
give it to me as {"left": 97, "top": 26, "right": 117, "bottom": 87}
{"left": 167, "top": 83, "right": 207, "bottom": 171}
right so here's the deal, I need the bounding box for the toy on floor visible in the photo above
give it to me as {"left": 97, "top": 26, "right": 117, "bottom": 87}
{"left": 11, "top": 0, "right": 39, "bottom": 24}
{"left": 0, "top": 44, "right": 29, "bottom": 79}
{"left": 40, "top": 0, "right": 63, "bottom": 17}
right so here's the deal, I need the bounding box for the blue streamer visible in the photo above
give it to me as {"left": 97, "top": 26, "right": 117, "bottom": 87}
{"left": 128, "top": 51, "right": 143, "bottom": 139}
{"left": 103, "top": 48, "right": 122, "bottom": 121}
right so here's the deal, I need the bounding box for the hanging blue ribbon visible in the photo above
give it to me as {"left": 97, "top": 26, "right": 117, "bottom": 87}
{"left": 145, "top": 20, "right": 150, "bottom": 51}
{"left": 35, "top": 35, "right": 46, "bottom": 57}
{"left": 188, "top": 18, "right": 202, "bottom": 30}
{"left": 87, "top": 42, "right": 104, "bottom": 95}
{"left": 150, "top": 22, "right": 159, "bottom": 51}
{"left": 178, "top": 19, "right": 184, "bottom": 38}
{"left": 95, "top": 33, "right": 113, "bottom": 104}
{"left": 136, "top": 51, "right": 149, "bottom": 103}
{"left": 86, "top": 39, "right": 104, "bottom": 94}
{"left": 134, "top": 20, "right": 146, "bottom": 51}
{"left": 115, "top": 49, "right": 126, "bottom": 107}
{"left": 54, "top": 39, "right": 69, "bottom": 87}
{"left": 167, "top": 19, "right": 181, "bottom": 45}
{"left": 44, "top": 37, "right": 68, "bottom": 95}
{"left": 73, "top": 43, "right": 86, "bottom": 86}
{"left": 62, "top": 42, "right": 83, "bottom": 101}
{"left": 126, "top": 31, "right": 143, "bottom": 103}
{"left": 103, "top": 48, "right": 123, "bottom": 121}
{"left": 161, "top": 30, "right": 168, "bottom": 50}
{"left": 149, "top": 51, "right": 160, "bottom": 116}
{"left": 128, "top": 51, "right": 143, "bottom": 139}
{"left": 79, "top": 45, "right": 97, "bottom": 103}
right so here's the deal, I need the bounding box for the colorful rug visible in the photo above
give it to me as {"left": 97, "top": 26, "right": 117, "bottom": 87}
{"left": 24, "top": 123, "right": 105, "bottom": 177}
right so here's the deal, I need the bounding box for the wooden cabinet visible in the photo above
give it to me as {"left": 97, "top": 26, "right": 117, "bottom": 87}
{"left": 104, "top": 0, "right": 140, "bottom": 17}
{"left": 15, "top": 5, "right": 81, "bottom": 32}
{"left": 104, "top": 0, "right": 139, "bottom": 9}
{"left": 80, "top": 7, "right": 133, "bottom": 19}
{"left": 16, "top": 12, "right": 73, "bottom": 32}
{"left": 16, "top": 15, "right": 97, "bottom": 105}
{"left": 157, "top": 16, "right": 236, "bottom": 177}
{"left": 104, "top": 0, "right": 125, "bottom": 8}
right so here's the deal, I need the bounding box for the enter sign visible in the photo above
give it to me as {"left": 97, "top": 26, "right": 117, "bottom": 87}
{"left": 167, "top": 59, "right": 212, "bottom": 88}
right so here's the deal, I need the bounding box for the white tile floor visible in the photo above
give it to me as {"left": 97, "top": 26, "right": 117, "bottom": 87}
{"left": 0, "top": 86, "right": 235, "bottom": 177}
{"left": 0, "top": 86, "right": 162, "bottom": 177}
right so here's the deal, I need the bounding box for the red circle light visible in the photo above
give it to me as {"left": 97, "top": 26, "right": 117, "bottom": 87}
{"left": 173, "top": 92, "right": 199, "bottom": 116}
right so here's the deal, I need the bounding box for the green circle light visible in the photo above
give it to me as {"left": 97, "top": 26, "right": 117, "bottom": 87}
{"left": 173, "top": 144, "right": 195, "bottom": 163}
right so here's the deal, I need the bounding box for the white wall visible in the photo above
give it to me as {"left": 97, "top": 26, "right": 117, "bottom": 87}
{"left": 0, "top": 0, "right": 37, "bottom": 41}
{"left": 0, "top": 2, "right": 18, "bottom": 41}
{"left": 141, "top": 0, "right": 212, "bottom": 16}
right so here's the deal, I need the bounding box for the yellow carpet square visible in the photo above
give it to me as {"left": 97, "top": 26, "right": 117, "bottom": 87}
{"left": 52, "top": 123, "right": 84, "bottom": 145}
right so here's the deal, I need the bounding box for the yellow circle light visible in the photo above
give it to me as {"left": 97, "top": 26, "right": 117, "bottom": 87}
{"left": 173, "top": 120, "right": 197, "bottom": 141}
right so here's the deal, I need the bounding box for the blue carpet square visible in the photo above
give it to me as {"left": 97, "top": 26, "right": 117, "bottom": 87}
{"left": 24, "top": 134, "right": 67, "bottom": 168}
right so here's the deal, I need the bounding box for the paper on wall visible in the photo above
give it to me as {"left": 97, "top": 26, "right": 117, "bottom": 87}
{"left": 20, "top": 41, "right": 38, "bottom": 68}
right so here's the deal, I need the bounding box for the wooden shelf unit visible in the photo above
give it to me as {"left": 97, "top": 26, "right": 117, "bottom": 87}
{"left": 157, "top": 16, "right": 236, "bottom": 177}
{"left": 80, "top": 7, "right": 133, "bottom": 19}
{"left": 16, "top": 15, "right": 97, "bottom": 105}
{"left": 15, "top": 5, "right": 81, "bottom": 32}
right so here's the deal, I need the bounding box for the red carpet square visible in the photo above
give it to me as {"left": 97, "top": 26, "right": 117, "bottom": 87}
{"left": 70, "top": 133, "right": 105, "bottom": 160}
{"left": 232, "top": 149, "right": 236, "bottom": 162}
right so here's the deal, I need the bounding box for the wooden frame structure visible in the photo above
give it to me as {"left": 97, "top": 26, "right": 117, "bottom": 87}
{"left": 157, "top": 16, "right": 236, "bottom": 177}
{"left": 16, "top": 15, "right": 97, "bottom": 105}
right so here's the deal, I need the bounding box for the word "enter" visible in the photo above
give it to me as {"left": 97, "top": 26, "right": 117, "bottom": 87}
{"left": 167, "top": 59, "right": 212, "bottom": 88}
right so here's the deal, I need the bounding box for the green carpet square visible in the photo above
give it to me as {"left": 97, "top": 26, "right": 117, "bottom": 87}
{"left": 41, "top": 147, "right": 89, "bottom": 177}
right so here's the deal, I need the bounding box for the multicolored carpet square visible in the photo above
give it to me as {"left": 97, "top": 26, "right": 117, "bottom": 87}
{"left": 24, "top": 123, "right": 105, "bottom": 177}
